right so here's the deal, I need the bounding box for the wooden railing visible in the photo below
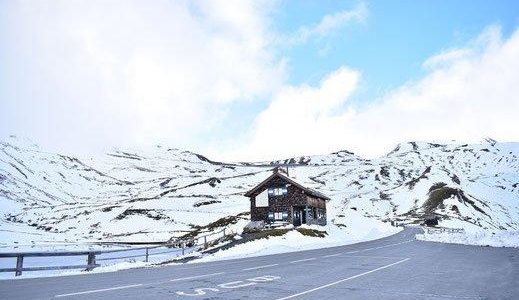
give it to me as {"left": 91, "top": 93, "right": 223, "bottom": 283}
{"left": 179, "top": 227, "right": 233, "bottom": 250}
{"left": 426, "top": 227, "right": 465, "bottom": 234}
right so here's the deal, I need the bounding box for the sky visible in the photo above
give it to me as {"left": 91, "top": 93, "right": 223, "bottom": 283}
{"left": 1, "top": 0, "right": 519, "bottom": 161}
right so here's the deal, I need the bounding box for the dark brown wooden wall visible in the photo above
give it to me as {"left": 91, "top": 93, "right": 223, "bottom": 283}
{"left": 249, "top": 176, "right": 327, "bottom": 225}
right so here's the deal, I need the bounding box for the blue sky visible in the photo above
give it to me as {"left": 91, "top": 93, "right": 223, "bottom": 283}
{"left": 1, "top": 1, "right": 519, "bottom": 160}
{"left": 280, "top": 1, "right": 519, "bottom": 87}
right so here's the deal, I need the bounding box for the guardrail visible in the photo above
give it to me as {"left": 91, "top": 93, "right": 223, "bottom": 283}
{"left": 426, "top": 227, "right": 465, "bottom": 234}
{"left": 0, "top": 227, "right": 233, "bottom": 277}
{"left": 0, "top": 245, "right": 172, "bottom": 277}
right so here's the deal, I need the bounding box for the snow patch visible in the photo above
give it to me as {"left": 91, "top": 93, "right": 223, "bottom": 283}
{"left": 193, "top": 219, "right": 401, "bottom": 263}
{"left": 416, "top": 230, "right": 519, "bottom": 248}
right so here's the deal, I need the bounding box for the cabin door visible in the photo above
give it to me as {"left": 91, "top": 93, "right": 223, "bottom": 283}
{"left": 293, "top": 209, "right": 302, "bottom": 226}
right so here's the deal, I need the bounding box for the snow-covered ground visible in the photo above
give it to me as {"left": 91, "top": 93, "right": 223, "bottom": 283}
{"left": 1, "top": 210, "right": 400, "bottom": 279}
{"left": 195, "top": 219, "right": 401, "bottom": 263}
{"left": 1, "top": 220, "right": 399, "bottom": 279}
{"left": 416, "top": 230, "right": 519, "bottom": 248}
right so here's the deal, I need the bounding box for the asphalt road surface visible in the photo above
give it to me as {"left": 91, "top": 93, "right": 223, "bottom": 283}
{"left": 1, "top": 227, "right": 518, "bottom": 299}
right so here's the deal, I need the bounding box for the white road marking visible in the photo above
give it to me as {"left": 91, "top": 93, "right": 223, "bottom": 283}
{"left": 218, "top": 280, "right": 256, "bottom": 289}
{"left": 54, "top": 284, "right": 143, "bottom": 298}
{"left": 176, "top": 288, "right": 219, "bottom": 297}
{"left": 289, "top": 257, "right": 316, "bottom": 264}
{"left": 275, "top": 258, "right": 411, "bottom": 300}
{"left": 344, "top": 240, "right": 413, "bottom": 254}
{"left": 247, "top": 275, "right": 281, "bottom": 282}
{"left": 342, "top": 255, "right": 408, "bottom": 259}
{"left": 323, "top": 253, "right": 341, "bottom": 258}
{"left": 170, "top": 272, "right": 225, "bottom": 282}
{"left": 55, "top": 272, "right": 225, "bottom": 297}
{"left": 242, "top": 263, "right": 279, "bottom": 271}
{"left": 175, "top": 275, "right": 282, "bottom": 297}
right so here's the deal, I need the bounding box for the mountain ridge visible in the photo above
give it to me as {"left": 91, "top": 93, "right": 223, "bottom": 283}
{"left": 1, "top": 136, "right": 518, "bottom": 247}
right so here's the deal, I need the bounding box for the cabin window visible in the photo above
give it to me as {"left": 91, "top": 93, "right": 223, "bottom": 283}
{"left": 271, "top": 211, "right": 288, "bottom": 221}
{"left": 268, "top": 186, "right": 287, "bottom": 197}
{"left": 309, "top": 208, "right": 315, "bottom": 219}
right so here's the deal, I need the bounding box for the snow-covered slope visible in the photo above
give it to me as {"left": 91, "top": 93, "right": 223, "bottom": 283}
{"left": 1, "top": 136, "right": 518, "bottom": 248}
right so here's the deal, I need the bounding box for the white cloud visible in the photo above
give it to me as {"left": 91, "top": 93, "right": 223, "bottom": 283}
{"left": 3, "top": 2, "right": 518, "bottom": 163}
{"left": 229, "top": 67, "right": 359, "bottom": 160}
{"left": 226, "top": 25, "right": 519, "bottom": 161}
{"left": 0, "top": 0, "right": 284, "bottom": 155}
{"left": 422, "top": 26, "right": 502, "bottom": 69}
{"left": 287, "top": 3, "right": 368, "bottom": 45}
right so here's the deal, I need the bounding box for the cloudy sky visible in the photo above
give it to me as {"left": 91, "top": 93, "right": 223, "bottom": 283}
{"left": 1, "top": 1, "right": 519, "bottom": 161}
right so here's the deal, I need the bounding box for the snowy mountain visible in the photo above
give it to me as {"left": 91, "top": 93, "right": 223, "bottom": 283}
{"left": 1, "top": 136, "right": 518, "bottom": 247}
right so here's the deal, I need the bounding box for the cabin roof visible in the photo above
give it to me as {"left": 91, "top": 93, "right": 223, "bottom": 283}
{"left": 244, "top": 172, "right": 331, "bottom": 201}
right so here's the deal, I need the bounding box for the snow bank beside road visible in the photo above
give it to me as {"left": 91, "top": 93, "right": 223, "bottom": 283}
{"left": 194, "top": 214, "right": 401, "bottom": 263}
{"left": 416, "top": 230, "right": 519, "bottom": 248}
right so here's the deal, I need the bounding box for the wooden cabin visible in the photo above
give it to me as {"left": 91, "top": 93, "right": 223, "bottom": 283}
{"left": 245, "top": 171, "right": 329, "bottom": 226}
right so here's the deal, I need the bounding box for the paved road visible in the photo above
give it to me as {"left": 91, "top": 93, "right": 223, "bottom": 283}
{"left": 1, "top": 228, "right": 518, "bottom": 299}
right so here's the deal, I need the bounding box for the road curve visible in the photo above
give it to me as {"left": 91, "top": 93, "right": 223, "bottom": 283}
{"left": 1, "top": 228, "right": 518, "bottom": 299}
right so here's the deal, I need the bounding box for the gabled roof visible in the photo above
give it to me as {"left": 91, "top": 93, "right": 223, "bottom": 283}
{"left": 244, "top": 172, "right": 330, "bottom": 201}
